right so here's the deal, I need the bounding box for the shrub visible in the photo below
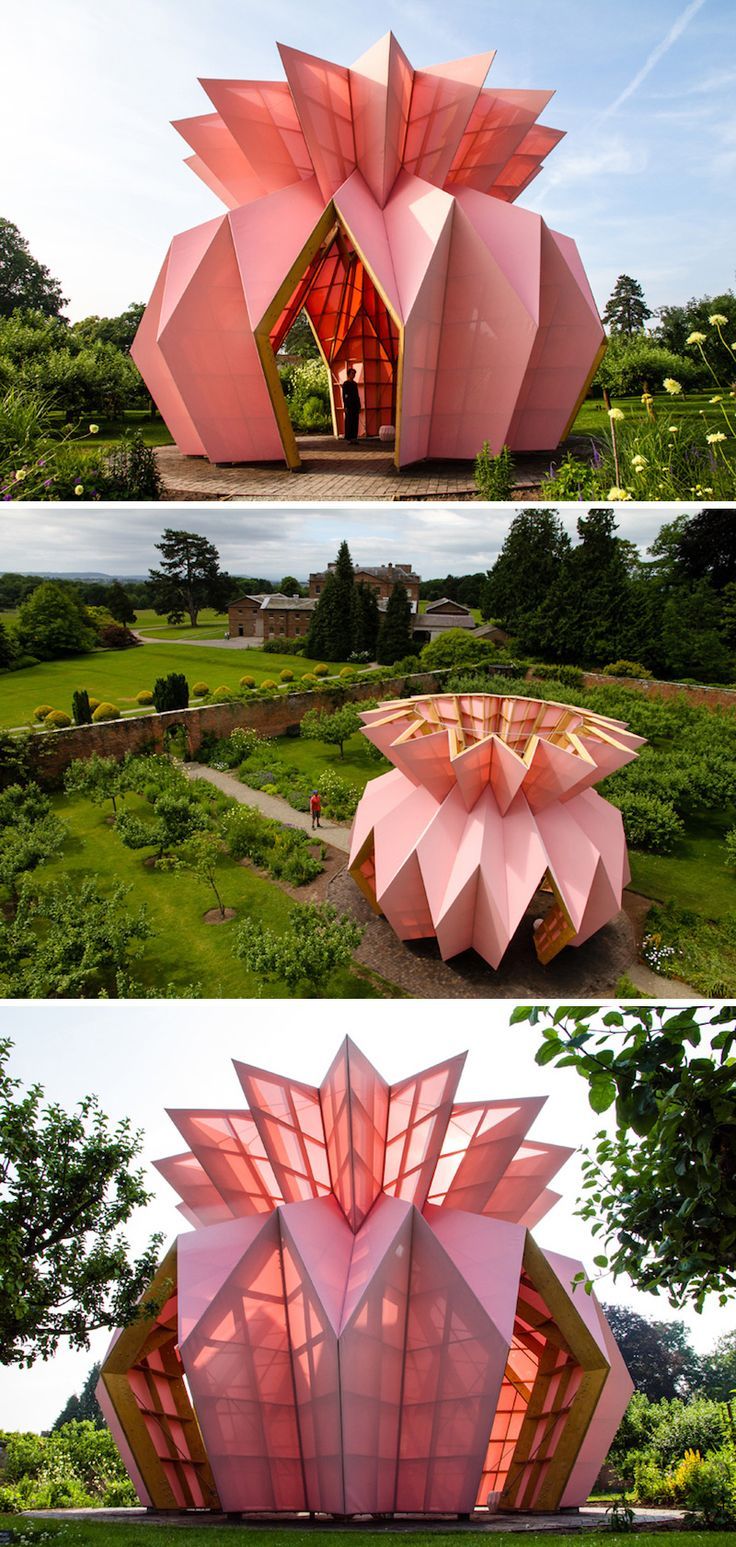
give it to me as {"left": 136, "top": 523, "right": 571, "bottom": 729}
{"left": 98, "top": 622, "right": 136, "bottom": 650}
{"left": 71, "top": 688, "right": 92, "bottom": 725}
{"left": 104, "top": 428, "right": 163, "bottom": 499}
{"left": 260, "top": 678, "right": 277, "bottom": 692}
{"left": 88, "top": 697, "right": 100, "bottom": 711}
{"left": 313, "top": 663, "right": 329, "bottom": 677}
{"left": 319, "top": 768, "right": 361, "bottom": 821}
{"left": 152, "top": 671, "right": 188, "bottom": 712}
{"left": 192, "top": 681, "right": 209, "bottom": 696}
{"left": 301, "top": 673, "right": 317, "bottom": 685}
{"left": 33, "top": 703, "right": 54, "bottom": 721}
{"left": 475, "top": 441, "right": 514, "bottom": 500}
{"left": 279, "top": 668, "right": 294, "bottom": 682}
{"left": 613, "top": 790, "right": 685, "bottom": 853}
{"left": 135, "top": 689, "right": 153, "bottom": 704}
{"left": 603, "top": 660, "right": 653, "bottom": 679}
{"left": 682, "top": 1450, "right": 736, "bottom": 1527}
{"left": 44, "top": 709, "right": 72, "bottom": 728}
{"left": 240, "top": 674, "right": 256, "bottom": 688}
{"left": 530, "top": 662, "right": 585, "bottom": 691}
{"left": 540, "top": 450, "right": 602, "bottom": 500}
{"left": 725, "top": 826, "right": 736, "bottom": 869}
{"left": 339, "top": 666, "right": 355, "bottom": 678}
{"left": 91, "top": 701, "right": 120, "bottom": 722}
{"left": 420, "top": 631, "right": 495, "bottom": 670}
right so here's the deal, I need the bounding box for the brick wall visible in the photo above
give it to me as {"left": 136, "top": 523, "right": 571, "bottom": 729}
{"left": 581, "top": 672, "right": 736, "bottom": 710}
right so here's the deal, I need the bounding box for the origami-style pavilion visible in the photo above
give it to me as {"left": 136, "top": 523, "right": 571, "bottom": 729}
{"left": 131, "top": 35, "right": 605, "bottom": 468}
{"left": 349, "top": 692, "right": 645, "bottom": 966}
{"left": 98, "top": 1039, "right": 632, "bottom": 1516}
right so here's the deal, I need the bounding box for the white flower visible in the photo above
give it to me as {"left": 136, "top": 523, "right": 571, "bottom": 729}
{"left": 608, "top": 407, "right": 625, "bottom": 421}
{"left": 686, "top": 331, "right": 707, "bottom": 344}
{"left": 709, "top": 314, "right": 728, "bottom": 327}
{"left": 710, "top": 395, "right": 723, "bottom": 404}
{"left": 14, "top": 469, "right": 26, "bottom": 481}
{"left": 631, "top": 454, "right": 648, "bottom": 469}
{"left": 668, "top": 425, "right": 679, "bottom": 433}
{"left": 607, "top": 486, "right": 631, "bottom": 501}
{"left": 706, "top": 431, "right": 727, "bottom": 444}
{"left": 74, "top": 483, "right": 84, "bottom": 496}
{"left": 89, "top": 422, "right": 99, "bottom": 434}
{"left": 663, "top": 378, "right": 682, "bottom": 394}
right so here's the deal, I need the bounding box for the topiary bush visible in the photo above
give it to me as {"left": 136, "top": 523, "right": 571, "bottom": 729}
{"left": 339, "top": 666, "right": 355, "bottom": 678}
{"left": 279, "top": 668, "right": 294, "bottom": 682}
{"left": 240, "top": 675, "right": 256, "bottom": 689}
{"left": 612, "top": 790, "right": 685, "bottom": 853}
{"left": 300, "top": 673, "right": 317, "bottom": 685}
{"left": 71, "top": 688, "right": 93, "bottom": 725}
{"left": 313, "top": 663, "right": 329, "bottom": 678}
{"left": 34, "top": 704, "right": 54, "bottom": 721}
{"left": 603, "top": 660, "right": 654, "bottom": 679}
{"left": 88, "top": 697, "right": 100, "bottom": 711}
{"left": 44, "top": 709, "right": 72, "bottom": 728}
{"left": 192, "top": 681, "right": 209, "bottom": 696}
{"left": 91, "top": 702, "right": 121, "bottom": 722}
{"left": 260, "top": 678, "right": 277, "bottom": 692}
{"left": 135, "top": 689, "right": 153, "bottom": 704}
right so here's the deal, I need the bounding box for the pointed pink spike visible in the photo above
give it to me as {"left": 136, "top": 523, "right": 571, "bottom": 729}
{"left": 373, "top": 783, "right": 442, "bottom": 937}
{"left": 489, "top": 123, "right": 566, "bottom": 201}
{"left": 534, "top": 799, "right": 602, "bottom": 932}
{"left": 446, "top": 88, "right": 555, "bottom": 194}
{"left": 349, "top": 32, "right": 413, "bottom": 207}
{"left": 481, "top": 1140, "right": 574, "bottom": 1221}
{"left": 388, "top": 727, "right": 456, "bottom": 801}
{"left": 379, "top": 849, "right": 436, "bottom": 941}
{"left": 383, "top": 1051, "right": 466, "bottom": 1209}
{"left": 183, "top": 154, "right": 239, "bottom": 210}
{"left": 452, "top": 735, "right": 494, "bottom": 811}
{"left": 178, "top": 1211, "right": 304, "bottom": 1511}
{"left": 424, "top": 1206, "right": 526, "bottom": 1344}
{"left": 339, "top": 1196, "right": 414, "bottom": 1513}
{"left": 427, "top": 1097, "right": 547, "bottom": 1214}
{"left": 521, "top": 735, "right": 594, "bottom": 813}
{"left": 279, "top": 1196, "right": 353, "bottom": 1333}
{"left": 569, "top": 731, "right": 639, "bottom": 790}
{"left": 382, "top": 171, "right": 455, "bottom": 462}
{"left": 154, "top": 1151, "right": 234, "bottom": 1227}
{"left": 415, "top": 782, "right": 473, "bottom": 927}
{"left": 178, "top": 1213, "right": 268, "bottom": 1344}
{"left": 403, "top": 53, "right": 495, "bottom": 189}
{"left": 518, "top": 1187, "right": 562, "bottom": 1228}
{"left": 319, "top": 1036, "right": 390, "bottom": 1232}
{"left": 198, "top": 79, "right": 313, "bottom": 191}
{"left": 490, "top": 735, "right": 529, "bottom": 814}
{"left": 348, "top": 766, "right": 415, "bottom": 874}
{"left": 172, "top": 114, "right": 265, "bottom": 207}
{"left": 130, "top": 248, "right": 205, "bottom": 455}
{"left": 396, "top": 1207, "right": 508, "bottom": 1513}
{"left": 165, "top": 1110, "right": 281, "bottom": 1216}
{"left": 277, "top": 43, "right": 356, "bottom": 202}
{"left": 157, "top": 216, "right": 224, "bottom": 335}
{"left": 233, "top": 1060, "right": 330, "bottom": 1203}
{"left": 561, "top": 1289, "right": 634, "bottom": 1507}
{"left": 571, "top": 787, "right": 629, "bottom": 896}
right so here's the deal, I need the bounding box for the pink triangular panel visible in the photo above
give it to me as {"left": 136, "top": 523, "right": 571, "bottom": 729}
{"left": 278, "top": 44, "right": 356, "bottom": 202}
{"left": 233, "top": 1060, "right": 330, "bottom": 1203}
{"left": 429, "top": 1096, "right": 546, "bottom": 1214}
{"left": 229, "top": 176, "right": 326, "bottom": 330}
{"left": 424, "top": 1205, "right": 526, "bottom": 1344}
{"left": 319, "top": 1037, "right": 390, "bottom": 1232}
{"left": 178, "top": 1213, "right": 267, "bottom": 1344}
{"left": 333, "top": 171, "right": 403, "bottom": 319}
{"left": 183, "top": 154, "right": 240, "bottom": 211}
{"left": 198, "top": 79, "right": 313, "bottom": 190}
{"left": 383, "top": 1052, "right": 466, "bottom": 1208}
{"left": 279, "top": 1195, "right": 354, "bottom": 1333}
{"left": 482, "top": 1141, "right": 574, "bottom": 1221}
{"left": 172, "top": 114, "right": 266, "bottom": 207}
{"left": 446, "top": 88, "right": 555, "bottom": 194}
{"left": 165, "top": 1109, "right": 281, "bottom": 1216}
{"left": 349, "top": 33, "right": 413, "bottom": 207}
{"left": 403, "top": 54, "right": 495, "bottom": 188}
{"left": 154, "top": 1151, "right": 234, "bottom": 1227}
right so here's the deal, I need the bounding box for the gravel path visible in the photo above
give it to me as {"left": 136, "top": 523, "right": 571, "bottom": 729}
{"left": 184, "top": 763, "right": 352, "bottom": 854}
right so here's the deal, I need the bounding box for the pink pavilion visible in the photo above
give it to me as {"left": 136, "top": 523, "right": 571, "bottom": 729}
{"left": 131, "top": 34, "right": 605, "bottom": 468}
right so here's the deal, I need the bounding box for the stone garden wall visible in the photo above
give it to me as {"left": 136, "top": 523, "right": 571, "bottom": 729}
{"left": 581, "top": 672, "right": 736, "bottom": 710}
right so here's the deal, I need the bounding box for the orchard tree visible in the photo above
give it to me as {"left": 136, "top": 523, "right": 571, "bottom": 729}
{"left": 0, "top": 1038, "right": 162, "bottom": 1365}
{"left": 300, "top": 704, "right": 361, "bottom": 759}
{"left": 0, "top": 879, "right": 151, "bottom": 998}
{"left": 376, "top": 581, "right": 414, "bottom": 664}
{"left": 116, "top": 792, "right": 207, "bottom": 862}
{"left": 0, "top": 813, "right": 66, "bottom": 910}
{"left": 149, "top": 530, "right": 231, "bottom": 628}
{"left": 512, "top": 1004, "right": 736, "bottom": 1309}
{"left": 234, "top": 902, "right": 363, "bottom": 993}
{"left": 64, "top": 754, "right": 130, "bottom": 816}
{"left": 0, "top": 218, "right": 68, "bottom": 318}
{"left": 602, "top": 274, "right": 653, "bottom": 336}
{"left": 159, "top": 830, "right": 230, "bottom": 919}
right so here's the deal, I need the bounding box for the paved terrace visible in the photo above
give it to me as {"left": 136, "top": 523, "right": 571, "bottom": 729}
{"left": 154, "top": 434, "right": 594, "bottom": 502}
{"left": 25, "top": 1506, "right": 687, "bottom": 1532}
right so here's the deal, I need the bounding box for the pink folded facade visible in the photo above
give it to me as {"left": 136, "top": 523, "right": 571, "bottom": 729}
{"left": 131, "top": 34, "right": 604, "bottom": 468}
{"left": 349, "top": 692, "right": 645, "bottom": 968}
{"left": 100, "top": 1040, "right": 633, "bottom": 1516}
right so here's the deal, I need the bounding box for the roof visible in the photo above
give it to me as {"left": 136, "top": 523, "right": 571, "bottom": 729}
{"left": 424, "top": 597, "right": 473, "bottom": 615}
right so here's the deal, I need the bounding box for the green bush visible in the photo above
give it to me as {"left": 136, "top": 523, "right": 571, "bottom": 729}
{"left": 682, "top": 1450, "right": 736, "bottom": 1527}
{"left": 260, "top": 678, "right": 277, "bottom": 692}
{"left": 279, "top": 668, "right": 294, "bottom": 682}
{"left": 33, "top": 703, "right": 54, "bottom": 721}
{"left": 313, "top": 663, "right": 330, "bottom": 678}
{"left": 725, "top": 826, "right": 736, "bottom": 869}
{"left": 613, "top": 790, "right": 685, "bottom": 853}
{"left": 420, "top": 631, "right": 495, "bottom": 670}
{"left": 71, "top": 688, "right": 93, "bottom": 726}
{"left": 530, "top": 663, "right": 586, "bottom": 691}
{"left": 44, "top": 709, "right": 72, "bottom": 728}
{"left": 152, "top": 671, "right": 188, "bottom": 713}
{"left": 91, "top": 701, "right": 120, "bottom": 722}
{"left": 475, "top": 441, "right": 514, "bottom": 499}
{"left": 280, "top": 358, "right": 332, "bottom": 432}
{"left": 301, "top": 672, "right": 317, "bottom": 685}
{"left": 88, "top": 696, "right": 100, "bottom": 711}
{"left": 135, "top": 689, "right": 153, "bottom": 704}
{"left": 540, "top": 451, "right": 603, "bottom": 500}
{"left": 339, "top": 666, "right": 355, "bottom": 678}
{"left": 192, "top": 681, "right": 209, "bottom": 696}
{"left": 0, "top": 1421, "right": 137, "bottom": 1510}
{"left": 603, "top": 660, "right": 654, "bottom": 679}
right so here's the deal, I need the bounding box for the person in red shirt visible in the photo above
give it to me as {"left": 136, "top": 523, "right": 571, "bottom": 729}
{"left": 309, "top": 790, "right": 322, "bottom": 830}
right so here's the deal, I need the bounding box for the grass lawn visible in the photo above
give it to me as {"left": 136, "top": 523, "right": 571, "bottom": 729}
{"left": 132, "top": 608, "right": 228, "bottom": 640}
{"left": 4, "top": 1529, "right": 721, "bottom": 1547}
{"left": 15, "top": 792, "right": 382, "bottom": 999}
{"left": 628, "top": 811, "right": 736, "bottom": 919}
{"left": 572, "top": 389, "right": 723, "bottom": 437}
{"left": 63, "top": 415, "right": 174, "bottom": 452}
{"left": 0, "top": 646, "right": 350, "bottom": 729}
{"left": 261, "top": 729, "right": 389, "bottom": 793}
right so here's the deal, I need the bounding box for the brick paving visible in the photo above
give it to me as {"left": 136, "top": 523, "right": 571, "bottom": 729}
{"left": 26, "top": 1506, "right": 687, "bottom": 1531}
{"left": 153, "top": 433, "right": 590, "bottom": 502}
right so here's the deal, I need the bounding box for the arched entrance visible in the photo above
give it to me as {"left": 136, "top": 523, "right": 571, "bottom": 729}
{"left": 256, "top": 207, "right": 400, "bottom": 466}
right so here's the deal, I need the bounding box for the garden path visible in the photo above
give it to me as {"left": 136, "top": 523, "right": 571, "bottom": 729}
{"left": 184, "top": 763, "right": 352, "bottom": 854}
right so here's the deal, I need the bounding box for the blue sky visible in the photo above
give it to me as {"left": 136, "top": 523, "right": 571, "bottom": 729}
{"left": 2, "top": 0, "right": 734, "bottom": 323}
{"left": 3, "top": 1002, "right": 735, "bottom": 1431}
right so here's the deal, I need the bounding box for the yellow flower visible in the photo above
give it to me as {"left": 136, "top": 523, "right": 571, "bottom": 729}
{"left": 706, "top": 432, "right": 727, "bottom": 444}
{"left": 607, "top": 486, "right": 631, "bottom": 501}
{"left": 709, "top": 314, "right": 728, "bottom": 327}
{"left": 89, "top": 423, "right": 99, "bottom": 434}
{"left": 668, "top": 425, "right": 679, "bottom": 433}
{"left": 631, "top": 454, "right": 648, "bottom": 469}
{"left": 709, "top": 395, "right": 723, "bottom": 403}
{"left": 14, "top": 469, "right": 26, "bottom": 481}
{"left": 641, "top": 391, "right": 654, "bottom": 403}
{"left": 74, "top": 484, "right": 84, "bottom": 496}
{"left": 608, "top": 407, "right": 625, "bottom": 421}
{"left": 663, "top": 378, "right": 682, "bottom": 394}
{"left": 686, "top": 331, "right": 706, "bottom": 344}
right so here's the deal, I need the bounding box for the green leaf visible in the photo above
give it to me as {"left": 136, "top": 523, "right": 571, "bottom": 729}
{"left": 589, "top": 1075, "right": 617, "bottom": 1113}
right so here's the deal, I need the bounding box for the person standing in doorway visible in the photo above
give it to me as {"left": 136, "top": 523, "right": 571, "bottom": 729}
{"left": 341, "top": 367, "right": 361, "bottom": 443}
{"left": 310, "top": 790, "right": 322, "bottom": 829}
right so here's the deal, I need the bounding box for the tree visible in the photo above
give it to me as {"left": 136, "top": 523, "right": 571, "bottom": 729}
{"left": 305, "top": 541, "right": 357, "bottom": 661}
{"left": 701, "top": 1330, "right": 736, "bottom": 1401}
{"left": 534, "top": 508, "right": 634, "bottom": 664}
{"left": 0, "top": 219, "right": 68, "bottom": 318}
{"left": 482, "top": 510, "right": 571, "bottom": 638}
{"left": 420, "top": 630, "right": 495, "bottom": 670}
{"left": 282, "top": 311, "right": 319, "bottom": 359}
{"left": 674, "top": 509, "right": 736, "bottom": 592}
{"left": 17, "top": 581, "right": 96, "bottom": 661}
{"left": 602, "top": 274, "right": 653, "bottom": 336}
{"left": 151, "top": 672, "right": 189, "bottom": 713}
{"left": 376, "top": 581, "right": 415, "bottom": 664}
{"left": 511, "top": 1004, "right": 736, "bottom": 1309}
{"left": 233, "top": 902, "right": 363, "bottom": 994}
{"left": 278, "top": 575, "right": 303, "bottom": 598}
{"left": 0, "top": 879, "right": 151, "bottom": 998}
{"left": 64, "top": 755, "right": 130, "bottom": 815}
{"left": 0, "top": 1038, "right": 162, "bottom": 1365}
{"left": 148, "top": 530, "right": 229, "bottom": 628}
{"left": 300, "top": 704, "right": 362, "bottom": 759}
{"left": 655, "top": 290, "right": 736, "bottom": 378}
{"left": 72, "top": 689, "right": 93, "bottom": 726}
{"left": 116, "top": 792, "right": 207, "bottom": 862}
{"left": 660, "top": 582, "right": 732, "bottom": 683}
{"left": 160, "top": 830, "right": 230, "bottom": 918}
{"left": 0, "top": 812, "right": 66, "bottom": 909}
{"left": 601, "top": 1306, "right": 702, "bottom": 1400}
{"left": 71, "top": 303, "right": 145, "bottom": 353}
{"left": 105, "top": 582, "right": 137, "bottom": 625}
{"left": 53, "top": 1361, "right": 105, "bottom": 1430}
{"left": 354, "top": 580, "right": 380, "bottom": 656}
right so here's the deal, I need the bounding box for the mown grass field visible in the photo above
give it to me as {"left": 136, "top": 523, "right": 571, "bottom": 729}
{"left": 4, "top": 1527, "right": 718, "bottom": 1547}
{"left": 571, "top": 389, "right": 724, "bottom": 437}
{"left": 628, "top": 812, "right": 736, "bottom": 919}
{"left": 132, "top": 608, "right": 228, "bottom": 640}
{"left": 251, "top": 728, "right": 388, "bottom": 793}
{"left": 15, "top": 792, "right": 383, "bottom": 999}
{"left": 0, "top": 645, "right": 350, "bottom": 729}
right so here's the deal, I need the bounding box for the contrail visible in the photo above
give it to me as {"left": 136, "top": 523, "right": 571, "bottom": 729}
{"left": 601, "top": 0, "right": 708, "bottom": 119}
